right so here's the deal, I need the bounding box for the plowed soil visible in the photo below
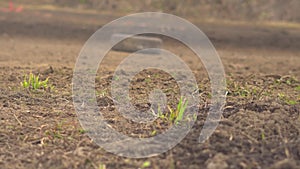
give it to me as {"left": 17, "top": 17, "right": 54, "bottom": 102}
{"left": 0, "top": 4, "right": 299, "bottom": 169}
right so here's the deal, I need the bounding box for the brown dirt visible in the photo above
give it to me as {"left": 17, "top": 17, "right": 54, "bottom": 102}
{"left": 0, "top": 2, "right": 299, "bottom": 169}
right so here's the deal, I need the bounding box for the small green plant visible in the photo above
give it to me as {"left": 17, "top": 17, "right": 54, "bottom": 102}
{"left": 231, "top": 83, "right": 251, "bottom": 97}
{"left": 145, "top": 77, "right": 151, "bottom": 83}
{"left": 278, "top": 93, "right": 285, "bottom": 99}
{"left": 96, "top": 89, "right": 108, "bottom": 97}
{"left": 53, "top": 131, "right": 63, "bottom": 139}
{"left": 261, "top": 131, "right": 266, "bottom": 140}
{"left": 168, "top": 97, "right": 188, "bottom": 124}
{"left": 156, "top": 106, "right": 165, "bottom": 119}
{"left": 285, "top": 77, "right": 298, "bottom": 85}
{"left": 78, "top": 128, "right": 86, "bottom": 134}
{"left": 141, "top": 161, "right": 151, "bottom": 168}
{"left": 150, "top": 130, "right": 157, "bottom": 136}
{"left": 155, "top": 97, "right": 188, "bottom": 124}
{"left": 286, "top": 100, "right": 297, "bottom": 105}
{"left": 98, "top": 164, "right": 106, "bottom": 169}
{"left": 278, "top": 93, "right": 298, "bottom": 105}
{"left": 45, "top": 129, "right": 62, "bottom": 139}
{"left": 113, "top": 75, "right": 119, "bottom": 81}
{"left": 275, "top": 76, "right": 298, "bottom": 85}
{"left": 21, "top": 73, "right": 52, "bottom": 91}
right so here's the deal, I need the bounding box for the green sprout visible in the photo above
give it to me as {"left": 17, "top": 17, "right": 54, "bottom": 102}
{"left": 141, "top": 161, "right": 151, "bottom": 168}
{"left": 98, "top": 164, "right": 106, "bottom": 169}
{"left": 286, "top": 100, "right": 297, "bottom": 105}
{"left": 167, "top": 96, "right": 188, "bottom": 124}
{"left": 155, "top": 97, "right": 189, "bottom": 125}
{"left": 21, "top": 73, "right": 52, "bottom": 91}
{"left": 150, "top": 130, "right": 157, "bottom": 136}
{"left": 78, "top": 128, "right": 86, "bottom": 134}
{"left": 278, "top": 93, "right": 298, "bottom": 105}
{"left": 145, "top": 78, "right": 151, "bottom": 83}
{"left": 285, "top": 76, "right": 298, "bottom": 85}
{"left": 156, "top": 105, "right": 165, "bottom": 119}
{"left": 261, "top": 131, "right": 266, "bottom": 140}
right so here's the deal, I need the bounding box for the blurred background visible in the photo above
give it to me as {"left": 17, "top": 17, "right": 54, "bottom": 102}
{"left": 2, "top": 0, "right": 299, "bottom": 22}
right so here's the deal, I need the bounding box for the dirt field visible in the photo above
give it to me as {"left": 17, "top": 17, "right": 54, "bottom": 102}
{"left": 0, "top": 2, "right": 300, "bottom": 169}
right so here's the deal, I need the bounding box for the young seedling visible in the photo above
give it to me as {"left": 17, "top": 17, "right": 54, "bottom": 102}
{"left": 261, "top": 131, "right": 266, "bottom": 140}
{"left": 21, "top": 73, "right": 53, "bottom": 91}
{"left": 141, "top": 161, "right": 151, "bottom": 168}
{"left": 278, "top": 93, "right": 298, "bottom": 105}
{"left": 295, "top": 85, "right": 300, "bottom": 91}
{"left": 78, "top": 128, "right": 86, "bottom": 134}
{"left": 167, "top": 96, "right": 188, "bottom": 124}
{"left": 156, "top": 105, "right": 166, "bottom": 119}
{"left": 154, "top": 97, "right": 189, "bottom": 125}
{"left": 150, "top": 130, "right": 157, "bottom": 136}
{"left": 98, "top": 164, "right": 106, "bottom": 169}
